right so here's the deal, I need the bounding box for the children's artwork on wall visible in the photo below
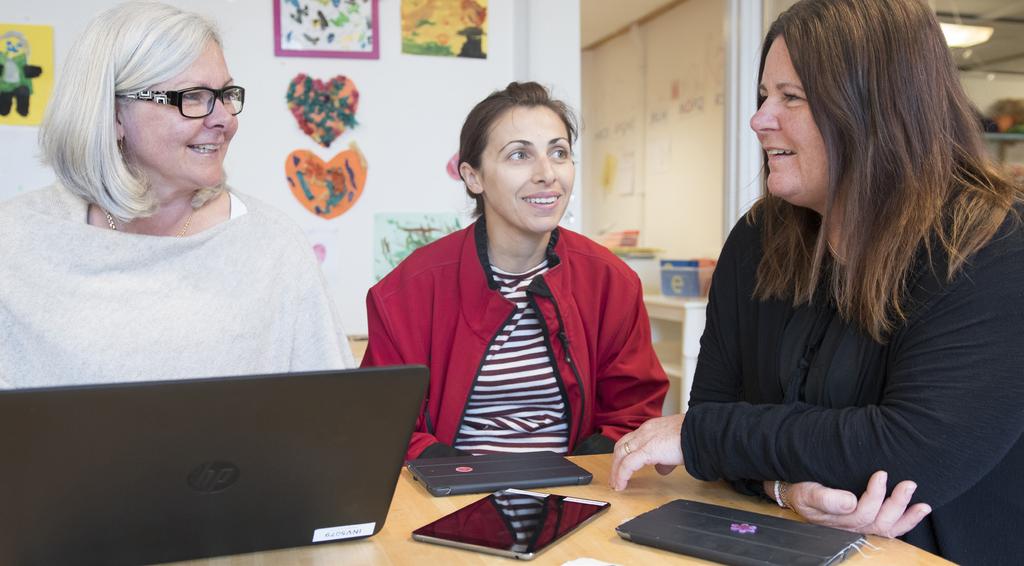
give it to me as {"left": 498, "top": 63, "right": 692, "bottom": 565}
{"left": 374, "top": 213, "right": 462, "bottom": 280}
{"left": 274, "top": 0, "right": 379, "bottom": 59}
{"left": 601, "top": 153, "right": 617, "bottom": 193}
{"left": 401, "top": 0, "right": 487, "bottom": 59}
{"left": 304, "top": 228, "right": 338, "bottom": 265}
{"left": 286, "top": 142, "right": 368, "bottom": 219}
{"left": 312, "top": 242, "right": 327, "bottom": 263}
{"left": 302, "top": 226, "right": 343, "bottom": 294}
{"left": 286, "top": 73, "right": 359, "bottom": 148}
{"left": 1, "top": 24, "right": 53, "bottom": 126}
{"left": 446, "top": 151, "right": 461, "bottom": 181}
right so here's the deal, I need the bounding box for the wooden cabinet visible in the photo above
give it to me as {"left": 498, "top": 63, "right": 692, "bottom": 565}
{"left": 643, "top": 294, "right": 707, "bottom": 415}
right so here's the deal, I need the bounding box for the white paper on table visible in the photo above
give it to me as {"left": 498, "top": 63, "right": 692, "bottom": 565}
{"left": 562, "top": 558, "right": 620, "bottom": 566}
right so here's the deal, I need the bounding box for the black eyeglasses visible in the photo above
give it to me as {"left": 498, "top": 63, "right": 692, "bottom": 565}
{"left": 118, "top": 86, "right": 245, "bottom": 118}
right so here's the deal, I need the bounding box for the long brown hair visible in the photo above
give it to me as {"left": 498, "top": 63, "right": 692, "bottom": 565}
{"left": 752, "top": 0, "right": 1021, "bottom": 342}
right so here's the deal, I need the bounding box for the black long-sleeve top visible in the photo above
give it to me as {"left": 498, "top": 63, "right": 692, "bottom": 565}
{"left": 681, "top": 210, "right": 1024, "bottom": 565}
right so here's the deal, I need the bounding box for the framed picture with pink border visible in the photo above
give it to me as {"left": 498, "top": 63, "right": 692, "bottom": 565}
{"left": 274, "top": 0, "right": 379, "bottom": 59}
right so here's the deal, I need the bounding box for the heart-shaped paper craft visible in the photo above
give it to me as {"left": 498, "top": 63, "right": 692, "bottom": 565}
{"left": 446, "top": 151, "right": 461, "bottom": 181}
{"left": 286, "top": 74, "right": 359, "bottom": 148}
{"left": 285, "top": 142, "right": 368, "bottom": 219}
{"left": 312, "top": 243, "right": 327, "bottom": 263}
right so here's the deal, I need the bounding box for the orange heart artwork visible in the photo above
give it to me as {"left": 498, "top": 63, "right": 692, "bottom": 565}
{"left": 285, "top": 142, "right": 368, "bottom": 219}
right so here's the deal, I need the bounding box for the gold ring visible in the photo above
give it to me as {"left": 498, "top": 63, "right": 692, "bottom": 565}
{"left": 623, "top": 441, "right": 632, "bottom": 455}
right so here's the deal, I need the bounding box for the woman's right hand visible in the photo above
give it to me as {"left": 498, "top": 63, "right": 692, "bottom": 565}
{"left": 768, "top": 471, "right": 932, "bottom": 538}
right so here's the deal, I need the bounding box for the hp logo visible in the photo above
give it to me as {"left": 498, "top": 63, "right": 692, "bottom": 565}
{"left": 187, "top": 461, "right": 240, "bottom": 493}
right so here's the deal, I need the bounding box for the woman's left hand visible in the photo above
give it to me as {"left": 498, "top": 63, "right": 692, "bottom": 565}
{"left": 609, "top": 414, "right": 685, "bottom": 490}
{"left": 774, "top": 471, "right": 932, "bottom": 538}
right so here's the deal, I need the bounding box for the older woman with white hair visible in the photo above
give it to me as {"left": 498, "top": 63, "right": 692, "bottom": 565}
{"left": 0, "top": 1, "right": 354, "bottom": 387}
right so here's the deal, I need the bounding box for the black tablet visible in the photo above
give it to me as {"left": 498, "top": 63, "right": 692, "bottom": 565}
{"left": 407, "top": 451, "right": 593, "bottom": 496}
{"left": 616, "top": 499, "right": 865, "bottom": 566}
{"left": 412, "top": 488, "right": 610, "bottom": 560}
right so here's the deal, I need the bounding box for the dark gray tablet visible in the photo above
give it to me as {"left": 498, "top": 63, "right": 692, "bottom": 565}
{"left": 407, "top": 451, "right": 593, "bottom": 496}
{"left": 616, "top": 499, "right": 865, "bottom": 566}
{"left": 0, "top": 366, "right": 427, "bottom": 566}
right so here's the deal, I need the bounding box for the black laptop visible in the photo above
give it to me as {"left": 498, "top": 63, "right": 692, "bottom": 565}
{"left": 407, "top": 451, "right": 593, "bottom": 496}
{"left": 616, "top": 499, "right": 865, "bottom": 566}
{"left": 0, "top": 366, "right": 427, "bottom": 566}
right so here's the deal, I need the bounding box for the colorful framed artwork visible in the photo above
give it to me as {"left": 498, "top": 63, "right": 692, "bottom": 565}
{"left": 274, "top": 0, "right": 379, "bottom": 59}
{"left": 401, "top": 0, "right": 487, "bottom": 59}
{"left": 1, "top": 23, "right": 54, "bottom": 126}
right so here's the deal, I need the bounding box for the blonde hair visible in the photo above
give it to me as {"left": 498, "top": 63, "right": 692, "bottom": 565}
{"left": 39, "top": 1, "right": 224, "bottom": 221}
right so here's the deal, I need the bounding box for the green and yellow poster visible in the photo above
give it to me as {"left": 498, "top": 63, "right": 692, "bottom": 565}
{"left": 401, "top": 0, "right": 487, "bottom": 59}
{"left": 1, "top": 23, "right": 54, "bottom": 126}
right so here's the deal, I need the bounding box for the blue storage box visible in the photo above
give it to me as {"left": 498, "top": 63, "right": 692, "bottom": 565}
{"left": 660, "top": 259, "right": 701, "bottom": 297}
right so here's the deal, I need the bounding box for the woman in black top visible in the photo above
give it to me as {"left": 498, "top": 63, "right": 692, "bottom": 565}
{"left": 610, "top": 0, "right": 1024, "bottom": 563}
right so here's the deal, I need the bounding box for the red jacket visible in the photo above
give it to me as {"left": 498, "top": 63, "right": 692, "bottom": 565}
{"left": 362, "top": 220, "right": 669, "bottom": 461}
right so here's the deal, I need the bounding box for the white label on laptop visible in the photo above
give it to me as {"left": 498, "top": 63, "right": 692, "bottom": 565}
{"left": 311, "top": 522, "right": 376, "bottom": 543}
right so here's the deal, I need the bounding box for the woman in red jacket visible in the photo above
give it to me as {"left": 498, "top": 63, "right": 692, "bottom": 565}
{"left": 363, "top": 82, "right": 669, "bottom": 461}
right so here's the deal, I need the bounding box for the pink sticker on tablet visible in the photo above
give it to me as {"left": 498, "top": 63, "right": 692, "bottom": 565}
{"left": 454, "top": 466, "right": 473, "bottom": 473}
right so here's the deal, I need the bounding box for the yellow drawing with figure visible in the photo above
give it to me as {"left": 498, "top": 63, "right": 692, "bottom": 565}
{"left": 401, "top": 0, "right": 487, "bottom": 59}
{"left": 1, "top": 23, "right": 53, "bottom": 126}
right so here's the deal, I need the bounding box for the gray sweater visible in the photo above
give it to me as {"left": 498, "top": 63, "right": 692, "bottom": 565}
{"left": 0, "top": 185, "right": 355, "bottom": 388}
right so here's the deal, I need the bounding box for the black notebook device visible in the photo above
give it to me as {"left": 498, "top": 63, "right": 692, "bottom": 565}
{"left": 407, "top": 451, "right": 593, "bottom": 496}
{"left": 616, "top": 499, "right": 865, "bottom": 566}
{"left": 0, "top": 366, "right": 427, "bottom": 566}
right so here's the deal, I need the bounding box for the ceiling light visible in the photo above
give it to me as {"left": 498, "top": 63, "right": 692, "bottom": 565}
{"left": 940, "top": 22, "right": 994, "bottom": 48}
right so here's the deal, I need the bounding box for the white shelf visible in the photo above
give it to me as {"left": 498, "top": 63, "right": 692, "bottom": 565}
{"left": 984, "top": 132, "right": 1024, "bottom": 162}
{"left": 661, "top": 363, "right": 684, "bottom": 380}
{"left": 644, "top": 294, "right": 709, "bottom": 323}
{"left": 984, "top": 132, "right": 1024, "bottom": 143}
{"left": 644, "top": 294, "right": 708, "bottom": 415}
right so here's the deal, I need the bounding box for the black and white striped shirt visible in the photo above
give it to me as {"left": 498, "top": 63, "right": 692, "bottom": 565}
{"left": 454, "top": 261, "right": 569, "bottom": 454}
{"left": 492, "top": 491, "right": 547, "bottom": 553}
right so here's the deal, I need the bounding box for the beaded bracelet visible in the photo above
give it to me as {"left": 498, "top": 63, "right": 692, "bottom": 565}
{"left": 773, "top": 480, "right": 790, "bottom": 509}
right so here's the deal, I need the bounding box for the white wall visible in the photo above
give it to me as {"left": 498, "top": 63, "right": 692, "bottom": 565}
{"left": 961, "top": 71, "right": 1024, "bottom": 113}
{"left": 582, "top": 0, "right": 726, "bottom": 260}
{"left": 724, "top": 0, "right": 765, "bottom": 232}
{"left": 580, "top": 28, "right": 646, "bottom": 238}
{"left": 515, "top": 0, "right": 583, "bottom": 231}
{"left": 0, "top": 0, "right": 581, "bottom": 334}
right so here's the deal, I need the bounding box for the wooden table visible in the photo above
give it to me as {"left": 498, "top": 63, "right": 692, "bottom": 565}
{"left": 169, "top": 454, "right": 950, "bottom": 565}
